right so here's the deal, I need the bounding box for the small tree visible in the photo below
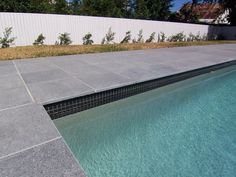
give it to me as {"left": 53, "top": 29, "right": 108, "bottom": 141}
{"left": 137, "top": 29, "right": 144, "bottom": 43}
{"left": 187, "top": 33, "right": 194, "bottom": 42}
{"left": 83, "top": 33, "right": 94, "bottom": 45}
{"left": 120, "top": 31, "right": 131, "bottom": 44}
{"left": 0, "top": 27, "right": 16, "bottom": 48}
{"left": 187, "top": 32, "right": 201, "bottom": 42}
{"left": 158, "top": 32, "right": 166, "bottom": 42}
{"left": 194, "top": 32, "right": 201, "bottom": 41}
{"left": 57, "top": 32, "right": 72, "bottom": 45}
{"left": 132, "top": 38, "right": 137, "bottom": 43}
{"left": 145, "top": 32, "right": 156, "bottom": 43}
{"left": 201, "top": 34, "right": 208, "bottom": 41}
{"left": 102, "top": 27, "right": 115, "bottom": 44}
{"left": 168, "top": 32, "right": 186, "bottom": 42}
{"left": 33, "top": 34, "right": 45, "bottom": 45}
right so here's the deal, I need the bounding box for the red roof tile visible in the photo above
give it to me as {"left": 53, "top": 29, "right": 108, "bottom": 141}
{"left": 180, "top": 3, "right": 223, "bottom": 19}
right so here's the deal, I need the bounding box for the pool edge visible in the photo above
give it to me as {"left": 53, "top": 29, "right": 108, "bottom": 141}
{"left": 44, "top": 59, "right": 236, "bottom": 120}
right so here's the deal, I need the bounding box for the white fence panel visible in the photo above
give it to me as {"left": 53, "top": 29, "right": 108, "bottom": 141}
{"left": 0, "top": 12, "right": 235, "bottom": 46}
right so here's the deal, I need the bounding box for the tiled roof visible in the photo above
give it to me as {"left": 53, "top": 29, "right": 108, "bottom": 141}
{"left": 181, "top": 3, "right": 223, "bottom": 19}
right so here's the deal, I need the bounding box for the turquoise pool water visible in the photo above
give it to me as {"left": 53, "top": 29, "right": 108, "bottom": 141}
{"left": 54, "top": 66, "right": 236, "bottom": 177}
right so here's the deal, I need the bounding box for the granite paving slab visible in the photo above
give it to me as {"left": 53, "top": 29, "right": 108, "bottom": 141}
{"left": 75, "top": 72, "right": 133, "bottom": 91}
{"left": 0, "top": 104, "right": 60, "bottom": 158}
{"left": 14, "top": 60, "right": 58, "bottom": 74}
{"left": 26, "top": 77, "right": 94, "bottom": 104}
{"left": 110, "top": 67, "right": 161, "bottom": 82}
{"left": 0, "top": 138, "right": 86, "bottom": 177}
{"left": 0, "top": 64, "right": 17, "bottom": 76}
{"left": 0, "top": 60, "right": 13, "bottom": 66}
{"left": 21, "top": 69, "right": 70, "bottom": 84}
{"left": 0, "top": 87, "right": 32, "bottom": 110}
{"left": 52, "top": 59, "right": 110, "bottom": 75}
{"left": 0, "top": 74, "right": 23, "bottom": 90}
{"left": 0, "top": 68, "right": 33, "bottom": 110}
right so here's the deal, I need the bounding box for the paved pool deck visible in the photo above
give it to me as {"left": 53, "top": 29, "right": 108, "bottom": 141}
{"left": 0, "top": 44, "right": 236, "bottom": 176}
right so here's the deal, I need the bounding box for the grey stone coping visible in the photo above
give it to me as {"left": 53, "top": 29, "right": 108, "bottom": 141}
{"left": 0, "top": 44, "right": 236, "bottom": 176}
{"left": 12, "top": 44, "right": 236, "bottom": 105}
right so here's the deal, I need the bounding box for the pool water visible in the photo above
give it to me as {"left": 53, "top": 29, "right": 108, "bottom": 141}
{"left": 54, "top": 66, "right": 236, "bottom": 177}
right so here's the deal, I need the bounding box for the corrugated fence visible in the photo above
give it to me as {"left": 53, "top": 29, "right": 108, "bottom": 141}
{"left": 0, "top": 12, "right": 235, "bottom": 46}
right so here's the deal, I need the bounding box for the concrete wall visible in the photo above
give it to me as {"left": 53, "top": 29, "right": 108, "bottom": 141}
{"left": 0, "top": 12, "right": 235, "bottom": 46}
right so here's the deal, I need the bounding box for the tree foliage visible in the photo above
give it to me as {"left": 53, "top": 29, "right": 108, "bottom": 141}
{"left": 0, "top": 27, "right": 16, "bottom": 48}
{"left": 2, "top": 0, "right": 234, "bottom": 25}
{"left": 56, "top": 33, "right": 72, "bottom": 45}
{"left": 134, "top": 0, "right": 172, "bottom": 20}
{"left": 137, "top": 29, "right": 144, "bottom": 43}
{"left": 146, "top": 0, "right": 172, "bottom": 20}
{"left": 0, "top": 0, "right": 173, "bottom": 21}
{"left": 190, "top": 0, "right": 236, "bottom": 25}
{"left": 132, "top": 29, "right": 144, "bottom": 43}
{"left": 79, "top": 0, "right": 125, "bottom": 17}
{"left": 134, "top": 0, "right": 149, "bottom": 19}
{"left": 168, "top": 32, "right": 186, "bottom": 42}
{"left": 70, "top": 0, "right": 81, "bottom": 15}
{"left": 0, "top": 0, "right": 53, "bottom": 13}
{"left": 53, "top": 0, "right": 72, "bottom": 14}
{"left": 83, "top": 33, "right": 94, "bottom": 45}
{"left": 221, "top": 0, "right": 236, "bottom": 25}
{"left": 169, "top": 2, "right": 199, "bottom": 23}
{"left": 33, "top": 33, "right": 45, "bottom": 45}
{"left": 158, "top": 32, "right": 166, "bottom": 42}
{"left": 102, "top": 27, "right": 115, "bottom": 44}
{"left": 120, "top": 31, "right": 132, "bottom": 43}
{"left": 145, "top": 32, "right": 156, "bottom": 43}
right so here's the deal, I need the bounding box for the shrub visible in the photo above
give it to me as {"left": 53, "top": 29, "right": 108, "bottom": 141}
{"left": 168, "top": 32, "right": 186, "bottom": 42}
{"left": 146, "top": 32, "right": 156, "bottom": 43}
{"left": 187, "top": 33, "right": 195, "bottom": 42}
{"left": 137, "top": 29, "right": 144, "bottom": 43}
{"left": 0, "top": 27, "right": 16, "bottom": 48}
{"left": 57, "top": 32, "right": 72, "bottom": 45}
{"left": 194, "top": 32, "right": 201, "bottom": 41}
{"left": 158, "top": 32, "right": 166, "bottom": 42}
{"left": 187, "top": 32, "right": 202, "bottom": 42}
{"left": 102, "top": 27, "right": 115, "bottom": 44}
{"left": 83, "top": 33, "right": 94, "bottom": 45}
{"left": 132, "top": 38, "right": 137, "bottom": 43}
{"left": 201, "top": 33, "right": 208, "bottom": 41}
{"left": 120, "top": 31, "right": 131, "bottom": 44}
{"left": 33, "top": 34, "right": 45, "bottom": 45}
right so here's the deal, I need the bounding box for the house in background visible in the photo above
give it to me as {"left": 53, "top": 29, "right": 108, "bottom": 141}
{"left": 179, "top": 3, "right": 229, "bottom": 24}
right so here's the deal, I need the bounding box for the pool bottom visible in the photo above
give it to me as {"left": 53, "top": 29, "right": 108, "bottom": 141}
{"left": 54, "top": 65, "right": 236, "bottom": 177}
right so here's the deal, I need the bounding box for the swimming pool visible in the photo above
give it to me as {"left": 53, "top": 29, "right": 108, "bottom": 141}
{"left": 54, "top": 65, "right": 236, "bottom": 177}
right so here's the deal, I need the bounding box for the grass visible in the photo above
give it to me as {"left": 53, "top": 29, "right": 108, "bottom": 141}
{"left": 1, "top": 40, "right": 236, "bottom": 60}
